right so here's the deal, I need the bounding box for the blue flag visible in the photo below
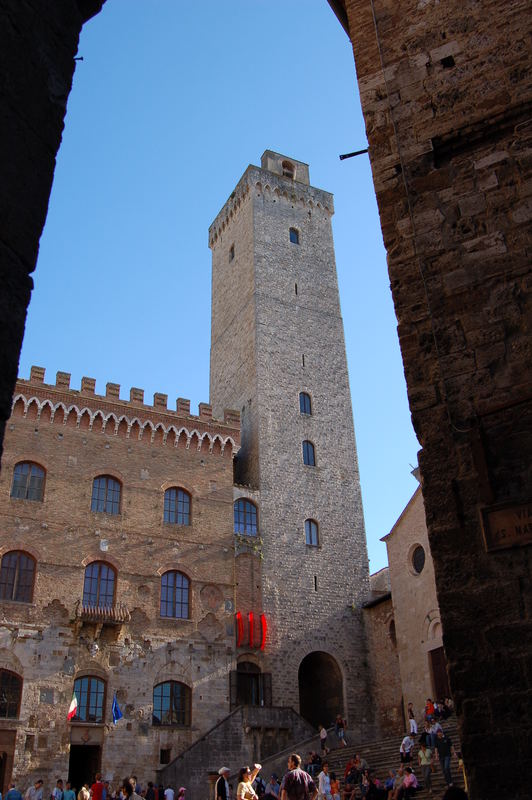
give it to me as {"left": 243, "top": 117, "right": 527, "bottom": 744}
{"left": 112, "top": 694, "right": 123, "bottom": 725}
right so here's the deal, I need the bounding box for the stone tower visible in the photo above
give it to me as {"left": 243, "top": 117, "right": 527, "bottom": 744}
{"left": 209, "top": 151, "right": 372, "bottom": 737}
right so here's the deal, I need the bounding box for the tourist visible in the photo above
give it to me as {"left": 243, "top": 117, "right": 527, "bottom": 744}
{"left": 91, "top": 776, "right": 105, "bottom": 800}
{"left": 342, "top": 759, "right": 356, "bottom": 782}
{"left": 281, "top": 754, "right": 317, "bottom": 800}
{"left": 77, "top": 785, "right": 89, "bottom": 800}
{"left": 428, "top": 719, "right": 442, "bottom": 750}
{"left": 359, "top": 770, "right": 370, "bottom": 799}
{"left": 366, "top": 774, "right": 386, "bottom": 800}
{"left": 399, "top": 734, "right": 415, "bottom": 764}
{"left": 52, "top": 780, "right": 64, "bottom": 800}
{"left": 418, "top": 722, "right": 431, "bottom": 748}
{"left": 163, "top": 786, "right": 174, "bottom": 800}
{"left": 236, "top": 764, "right": 262, "bottom": 800}
{"left": 317, "top": 762, "right": 331, "bottom": 800}
{"left": 252, "top": 775, "right": 266, "bottom": 800}
{"left": 25, "top": 781, "right": 44, "bottom": 800}
{"left": 63, "top": 784, "right": 76, "bottom": 800}
{"left": 417, "top": 742, "right": 432, "bottom": 795}
{"left": 341, "top": 767, "right": 359, "bottom": 800}
{"left": 318, "top": 725, "right": 329, "bottom": 756}
{"left": 424, "top": 700, "right": 434, "bottom": 722}
{"left": 434, "top": 730, "right": 455, "bottom": 787}
{"left": 407, "top": 704, "right": 417, "bottom": 735}
{"left": 329, "top": 774, "right": 340, "bottom": 800}
{"left": 176, "top": 790, "right": 185, "bottom": 800}
{"left": 265, "top": 777, "right": 279, "bottom": 799}
{"left": 6, "top": 784, "right": 22, "bottom": 800}
{"left": 145, "top": 785, "right": 155, "bottom": 800}
{"left": 397, "top": 768, "right": 417, "bottom": 799}
{"left": 216, "top": 769, "right": 231, "bottom": 800}
{"left": 388, "top": 766, "right": 404, "bottom": 800}
{"left": 354, "top": 755, "right": 369, "bottom": 773}
{"left": 334, "top": 715, "right": 348, "bottom": 748}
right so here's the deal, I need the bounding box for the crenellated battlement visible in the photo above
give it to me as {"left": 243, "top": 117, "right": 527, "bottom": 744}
{"left": 12, "top": 367, "right": 240, "bottom": 456}
{"left": 208, "top": 164, "right": 334, "bottom": 248}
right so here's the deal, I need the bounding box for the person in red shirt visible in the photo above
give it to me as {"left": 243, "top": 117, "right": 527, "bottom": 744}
{"left": 90, "top": 776, "right": 104, "bottom": 800}
{"left": 424, "top": 699, "right": 435, "bottom": 721}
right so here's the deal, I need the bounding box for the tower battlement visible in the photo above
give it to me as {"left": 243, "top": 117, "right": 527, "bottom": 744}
{"left": 13, "top": 366, "right": 240, "bottom": 455}
{"left": 208, "top": 155, "right": 333, "bottom": 248}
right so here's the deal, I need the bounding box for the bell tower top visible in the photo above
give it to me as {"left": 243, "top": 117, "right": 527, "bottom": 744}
{"left": 260, "top": 150, "right": 310, "bottom": 185}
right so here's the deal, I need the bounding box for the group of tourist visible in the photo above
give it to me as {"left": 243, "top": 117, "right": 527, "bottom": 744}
{"left": 8, "top": 774, "right": 184, "bottom": 800}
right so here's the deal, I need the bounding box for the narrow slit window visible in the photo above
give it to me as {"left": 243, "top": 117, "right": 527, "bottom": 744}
{"left": 229, "top": 244, "right": 235, "bottom": 262}
{"left": 314, "top": 576, "right": 318, "bottom": 592}
{"left": 295, "top": 283, "right": 298, "bottom": 295}
{"left": 302, "top": 440, "right": 316, "bottom": 467}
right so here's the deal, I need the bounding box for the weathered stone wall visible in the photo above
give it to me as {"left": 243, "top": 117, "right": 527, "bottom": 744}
{"left": 0, "top": 0, "right": 105, "bottom": 461}
{"left": 363, "top": 571, "right": 402, "bottom": 736}
{"left": 332, "top": 2, "right": 532, "bottom": 797}
{"left": 0, "top": 370, "right": 239, "bottom": 794}
{"left": 158, "top": 706, "right": 315, "bottom": 797}
{"left": 209, "top": 152, "right": 374, "bottom": 741}
{"left": 383, "top": 487, "right": 444, "bottom": 727}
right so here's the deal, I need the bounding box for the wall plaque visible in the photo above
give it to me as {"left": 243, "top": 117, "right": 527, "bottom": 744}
{"left": 481, "top": 501, "right": 532, "bottom": 551}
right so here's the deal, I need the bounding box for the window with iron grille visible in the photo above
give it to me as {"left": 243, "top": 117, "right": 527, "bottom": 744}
{"left": 233, "top": 499, "right": 258, "bottom": 535}
{"left": 73, "top": 676, "right": 105, "bottom": 722}
{"left": 82, "top": 562, "right": 116, "bottom": 608}
{"left": 0, "top": 551, "right": 35, "bottom": 603}
{"left": 160, "top": 571, "right": 190, "bottom": 619}
{"left": 164, "top": 488, "right": 191, "bottom": 525}
{"left": 153, "top": 681, "right": 190, "bottom": 726}
{"left": 11, "top": 462, "right": 45, "bottom": 501}
{"left": 91, "top": 475, "right": 121, "bottom": 514}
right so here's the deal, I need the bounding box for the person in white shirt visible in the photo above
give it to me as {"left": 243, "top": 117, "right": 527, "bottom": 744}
{"left": 399, "top": 734, "right": 415, "bottom": 763}
{"left": 164, "top": 788, "right": 174, "bottom": 800}
{"left": 317, "top": 763, "right": 331, "bottom": 800}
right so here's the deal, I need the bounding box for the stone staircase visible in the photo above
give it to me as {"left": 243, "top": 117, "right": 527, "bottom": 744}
{"left": 325, "top": 717, "right": 464, "bottom": 799}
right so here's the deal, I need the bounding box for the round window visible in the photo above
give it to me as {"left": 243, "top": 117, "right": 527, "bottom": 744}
{"left": 412, "top": 545, "right": 425, "bottom": 574}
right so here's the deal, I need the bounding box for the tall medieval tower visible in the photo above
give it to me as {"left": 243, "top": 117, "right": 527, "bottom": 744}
{"left": 209, "top": 151, "right": 373, "bottom": 737}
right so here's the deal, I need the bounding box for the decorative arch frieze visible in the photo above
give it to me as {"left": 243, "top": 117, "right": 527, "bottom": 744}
{"left": 11, "top": 393, "right": 239, "bottom": 457}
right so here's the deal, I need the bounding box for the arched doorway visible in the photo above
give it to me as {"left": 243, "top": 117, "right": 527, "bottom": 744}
{"left": 298, "top": 651, "right": 344, "bottom": 729}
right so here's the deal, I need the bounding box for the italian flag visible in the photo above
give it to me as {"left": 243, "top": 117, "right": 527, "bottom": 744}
{"left": 67, "top": 693, "right": 78, "bottom": 721}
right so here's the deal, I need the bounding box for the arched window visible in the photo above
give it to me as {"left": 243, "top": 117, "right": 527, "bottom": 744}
{"left": 0, "top": 670, "right": 22, "bottom": 718}
{"left": 289, "top": 227, "right": 300, "bottom": 244}
{"left": 164, "top": 488, "right": 191, "bottom": 525}
{"left": 160, "top": 571, "right": 190, "bottom": 619}
{"left": 299, "top": 392, "right": 312, "bottom": 415}
{"left": 282, "top": 160, "right": 295, "bottom": 179}
{"left": 91, "top": 475, "right": 121, "bottom": 515}
{"left": 73, "top": 676, "right": 105, "bottom": 723}
{"left": 153, "top": 681, "right": 191, "bottom": 726}
{"left": 82, "top": 562, "right": 116, "bottom": 609}
{"left": 0, "top": 551, "right": 35, "bottom": 603}
{"left": 305, "top": 519, "right": 319, "bottom": 547}
{"left": 302, "top": 440, "right": 316, "bottom": 467}
{"left": 11, "top": 462, "right": 45, "bottom": 501}
{"left": 233, "top": 499, "right": 258, "bottom": 536}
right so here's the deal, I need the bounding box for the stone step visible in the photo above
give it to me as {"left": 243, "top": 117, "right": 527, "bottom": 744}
{"left": 318, "top": 718, "right": 463, "bottom": 800}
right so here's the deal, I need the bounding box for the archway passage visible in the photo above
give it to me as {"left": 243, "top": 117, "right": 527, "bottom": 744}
{"left": 298, "top": 651, "right": 343, "bottom": 729}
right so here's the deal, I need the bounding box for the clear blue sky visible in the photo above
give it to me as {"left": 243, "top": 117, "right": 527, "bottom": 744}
{"left": 19, "top": 0, "right": 420, "bottom": 572}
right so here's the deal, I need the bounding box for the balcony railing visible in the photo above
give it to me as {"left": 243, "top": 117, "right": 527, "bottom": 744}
{"left": 75, "top": 602, "right": 130, "bottom": 625}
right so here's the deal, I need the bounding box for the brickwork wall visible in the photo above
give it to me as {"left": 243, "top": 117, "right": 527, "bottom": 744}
{"left": 0, "top": 371, "right": 240, "bottom": 794}
{"left": 210, "top": 154, "right": 374, "bottom": 742}
{"left": 363, "top": 572, "right": 402, "bottom": 735}
{"left": 383, "top": 488, "right": 444, "bottom": 728}
{"left": 0, "top": 0, "right": 105, "bottom": 460}
{"left": 334, "top": 2, "right": 532, "bottom": 796}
